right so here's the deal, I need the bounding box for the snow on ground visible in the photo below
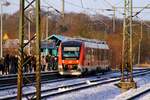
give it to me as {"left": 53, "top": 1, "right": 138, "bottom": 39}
{"left": 0, "top": 88, "right": 17, "bottom": 97}
{"left": 0, "top": 71, "right": 150, "bottom": 100}
{"left": 47, "top": 74, "right": 150, "bottom": 100}
{"left": 114, "top": 74, "right": 150, "bottom": 100}
{"left": 0, "top": 73, "right": 114, "bottom": 97}
{"left": 48, "top": 82, "right": 121, "bottom": 100}
{"left": 137, "top": 92, "right": 150, "bottom": 100}
{"left": 114, "top": 83, "right": 150, "bottom": 100}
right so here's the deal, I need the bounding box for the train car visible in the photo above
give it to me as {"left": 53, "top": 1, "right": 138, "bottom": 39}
{"left": 58, "top": 38, "right": 110, "bottom": 75}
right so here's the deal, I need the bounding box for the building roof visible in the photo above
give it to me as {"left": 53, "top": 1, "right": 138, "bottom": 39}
{"left": 46, "top": 34, "right": 70, "bottom": 42}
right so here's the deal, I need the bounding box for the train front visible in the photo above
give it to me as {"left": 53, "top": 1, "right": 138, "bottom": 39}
{"left": 58, "top": 40, "right": 83, "bottom": 75}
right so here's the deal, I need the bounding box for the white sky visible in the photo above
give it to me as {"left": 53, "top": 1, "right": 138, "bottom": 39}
{"left": 1, "top": 0, "right": 150, "bottom": 21}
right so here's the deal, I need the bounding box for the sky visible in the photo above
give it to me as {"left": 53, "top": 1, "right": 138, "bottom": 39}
{"left": 1, "top": 0, "right": 150, "bottom": 21}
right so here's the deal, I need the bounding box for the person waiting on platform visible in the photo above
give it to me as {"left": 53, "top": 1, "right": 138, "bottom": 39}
{"left": 41, "top": 55, "right": 46, "bottom": 71}
{"left": 46, "top": 53, "right": 51, "bottom": 71}
{"left": 0, "top": 57, "right": 4, "bottom": 75}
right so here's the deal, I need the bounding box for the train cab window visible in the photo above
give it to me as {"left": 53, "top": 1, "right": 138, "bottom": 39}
{"left": 62, "top": 46, "right": 80, "bottom": 60}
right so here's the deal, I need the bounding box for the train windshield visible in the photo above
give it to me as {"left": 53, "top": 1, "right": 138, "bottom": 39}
{"left": 62, "top": 46, "right": 80, "bottom": 60}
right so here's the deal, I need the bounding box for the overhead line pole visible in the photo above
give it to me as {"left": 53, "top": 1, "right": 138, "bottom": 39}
{"left": 0, "top": 2, "right": 3, "bottom": 58}
{"left": 28, "top": 11, "right": 31, "bottom": 55}
{"left": 17, "top": 0, "right": 41, "bottom": 99}
{"left": 0, "top": 1, "right": 10, "bottom": 58}
{"left": 62, "top": 0, "right": 65, "bottom": 24}
{"left": 46, "top": 7, "right": 49, "bottom": 40}
{"left": 113, "top": 7, "right": 116, "bottom": 33}
{"left": 137, "top": 21, "right": 143, "bottom": 65}
{"left": 35, "top": 0, "right": 41, "bottom": 99}
{"left": 17, "top": 0, "right": 24, "bottom": 99}
{"left": 117, "top": 0, "right": 136, "bottom": 90}
{"left": 129, "top": 0, "right": 134, "bottom": 82}
{"left": 103, "top": 0, "right": 116, "bottom": 33}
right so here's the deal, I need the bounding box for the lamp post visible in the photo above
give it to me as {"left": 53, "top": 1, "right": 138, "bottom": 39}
{"left": 0, "top": 1, "right": 10, "bottom": 58}
{"left": 137, "top": 21, "right": 143, "bottom": 65}
{"left": 46, "top": 7, "right": 50, "bottom": 40}
{"left": 41, "top": 6, "right": 50, "bottom": 39}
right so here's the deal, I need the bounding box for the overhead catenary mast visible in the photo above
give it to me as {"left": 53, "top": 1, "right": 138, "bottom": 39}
{"left": 17, "top": 0, "right": 41, "bottom": 99}
{"left": 117, "top": 0, "right": 137, "bottom": 89}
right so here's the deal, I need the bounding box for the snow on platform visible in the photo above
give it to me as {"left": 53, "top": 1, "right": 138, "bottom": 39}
{"left": 114, "top": 83, "right": 150, "bottom": 100}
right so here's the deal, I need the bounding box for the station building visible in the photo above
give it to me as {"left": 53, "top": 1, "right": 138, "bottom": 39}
{"left": 41, "top": 34, "right": 71, "bottom": 56}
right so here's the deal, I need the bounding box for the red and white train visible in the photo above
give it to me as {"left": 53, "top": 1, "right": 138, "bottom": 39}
{"left": 58, "top": 38, "right": 110, "bottom": 75}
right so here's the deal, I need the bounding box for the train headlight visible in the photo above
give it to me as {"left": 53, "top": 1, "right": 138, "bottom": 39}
{"left": 78, "top": 65, "right": 82, "bottom": 69}
{"left": 58, "top": 65, "right": 63, "bottom": 70}
{"left": 62, "top": 60, "right": 64, "bottom": 63}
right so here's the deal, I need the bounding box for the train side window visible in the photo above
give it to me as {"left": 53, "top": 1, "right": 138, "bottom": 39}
{"left": 92, "top": 48, "right": 94, "bottom": 61}
{"left": 96, "top": 49, "right": 99, "bottom": 61}
{"left": 99, "top": 49, "right": 101, "bottom": 60}
{"left": 106, "top": 50, "right": 108, "bottom": 60}
{"left": 97, "top": 49, "right": 99, "bottom": 61}
{"left": 86, "top": 48, "right": 90, "bottom": 60}
{"left": 103, "top": 50, "right": 105, "bottom": 60}
{"left": 105, "top": 50, "right": 107, "bottom": 60}
{"left": 101, "top": 49, "right": 104, "bottom": 60}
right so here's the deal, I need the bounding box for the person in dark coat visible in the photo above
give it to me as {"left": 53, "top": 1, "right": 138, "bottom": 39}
{"left": 0, "top": 57, "right": 4, "bottom": 75}
{"left": 14, "top": 55, "right": 18, "bottom": 74}
{"left": 31, "top": 55, "right": 36, "bottom": 72}
{"left": 27, "top": 55, "right": 32, "bottom": 73}
{"left": 41, "top": 55, "right": 46, "bottom": 71}
{"left": 4, "top": 54, "right": 10, "bottom": 74}
{"left": 9, "top": 55, "right": 18, "bottom": 74}
{"left": 46, "top": 53, "right": 51, "bottom": 71}
{"left": 9, "top": 55, "right": 14, "bottom": 74}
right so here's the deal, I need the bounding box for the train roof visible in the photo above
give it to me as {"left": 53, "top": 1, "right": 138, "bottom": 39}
{"left": 84, "top": 41, "right": 109, "bottom": 49}
{"left": 74, "top": 38, "right": 109, "bottom": 49}
{"left": 62, "top": 38, "right": 109, "bottom": 50}
{"left": 46, "top": 34, "right": 72, "bottom": 42}
{"left": 46, "top": 34, "right": 109, "bottom": 49}
{"left": 61, "top": 40, "right": 83, "bottom": 46}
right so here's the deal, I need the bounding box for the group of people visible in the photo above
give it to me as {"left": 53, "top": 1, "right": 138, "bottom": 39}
{"left": 0, "top": 53, "right": 58, "bottom": 75}
{"left": 41, "top": 53, "right": 58, "bottom": 71}
{"left": 0, "top": 54, "right": 18, "bottom": 75}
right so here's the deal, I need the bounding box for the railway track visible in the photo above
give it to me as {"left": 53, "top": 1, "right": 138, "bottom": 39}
{"left": 0, "top": 71, "right": 107, "bottom": 91}
{"left": 0, "top": 68, "right": 144, "bottom": 91}
{"left": 0, "top": 68, "right": 148, "bottom": 87}
{"left": 126, "top": 85, "right": 150, "bottom": 100}
{"left": 0, "top": 69, "right": 150, "bottom": 100}
{"left": 0, "top": 71, "right": 57, "bottom": 79}
{"left": 0, "top": 71, "right": 59, "bottom": 87}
